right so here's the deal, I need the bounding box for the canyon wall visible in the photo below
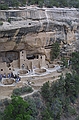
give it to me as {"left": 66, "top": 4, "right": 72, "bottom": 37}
{"left": 0, "top": 7, "right": 79, "bottom": 56}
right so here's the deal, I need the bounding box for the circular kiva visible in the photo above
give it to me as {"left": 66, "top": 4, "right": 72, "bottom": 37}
{"left": 34, "top": 68, "right": 46, "bottom": 74}
{"left": 18, "top": 69, "right": 28, "bottom": 75}
{"left": 49, "top": 64, "right": 55, "bottom": 68}
{"left": 1, "top": 78, "right": 15, "bottom": 85}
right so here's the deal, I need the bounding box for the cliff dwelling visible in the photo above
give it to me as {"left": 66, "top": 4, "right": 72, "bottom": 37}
{"left": 0, "top": 7, "right": 78, "bottom": 100}
{"left": 0, "top": 50, "right": 46, "bottom": 75}
{"left": 1, "top": 0, "right": 79, "bottom": 118}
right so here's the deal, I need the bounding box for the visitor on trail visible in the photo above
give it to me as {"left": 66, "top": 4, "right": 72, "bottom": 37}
{"left": 22, "top": 64, "right": 25, "bottom": 69}
{"left": 11, "top": 72, "right": 14, "bottom": 78}
{"left": 0, "top": 74, "right": 2, "bottom": 81}
{"left": 68, "top": 59, "right": 72, "bottom": 67}
{"left": 3, "top": 73, "right": 6, "bottom": 78}
{"left": 7, "top": 73, "right": 11, "bottom": 78}
{"left": 15, "top": 78, "right": 18, "bottom": 83}
{"left": 15, "top": 74, "right": 21, "bottom": 83}
{"left": 17, "top": 74, "right": 21, "bottom": 81}
{"left": 13, "top": 74, "right": 17, "bottom": 79}
{"left": 68, "top": 60, "right": 70, "bottom": 66}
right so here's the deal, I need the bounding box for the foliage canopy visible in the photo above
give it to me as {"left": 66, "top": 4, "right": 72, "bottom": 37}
{"left": 50, "top": 42, "right": 60, "bottom": 61}
{"left": 1, "top": 0, "right": 79, "bottom": 9}
{"left": 41, "top": 71, "right": 79, "bottom": 120}
{"left": 3, "top": 96, "right": 32, "bottom": 120}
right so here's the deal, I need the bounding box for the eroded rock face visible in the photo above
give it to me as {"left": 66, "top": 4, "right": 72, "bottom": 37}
{"left": 0, "top": 7, "right": 79, "bottom": 55}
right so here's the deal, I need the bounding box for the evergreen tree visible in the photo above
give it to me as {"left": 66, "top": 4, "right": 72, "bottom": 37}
{"left": 3, "top": 96, "right": 32, "bottom": 120}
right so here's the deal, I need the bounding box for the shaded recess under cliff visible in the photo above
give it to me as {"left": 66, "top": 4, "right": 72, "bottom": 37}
{"left": 0, "top": 7, "right": 79, "bottom": 66}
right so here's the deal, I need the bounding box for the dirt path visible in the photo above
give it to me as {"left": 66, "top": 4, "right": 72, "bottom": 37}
{"left": 0, "top": 68, "right": 70, "bottom": 100}
{"left": 21, "top": 89, "right": 38, "bottom": 98}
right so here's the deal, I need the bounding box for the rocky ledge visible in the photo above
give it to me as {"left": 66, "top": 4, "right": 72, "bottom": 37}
{"left": 0, "top": 7, "right": 79, "bottom": 52}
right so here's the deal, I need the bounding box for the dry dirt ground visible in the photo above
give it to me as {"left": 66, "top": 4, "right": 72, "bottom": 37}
{"left": 0, "top": 68, "right": 79, "bottom": 120}
{"left": 0, "top": 68, "right": 70, "bottom": 100}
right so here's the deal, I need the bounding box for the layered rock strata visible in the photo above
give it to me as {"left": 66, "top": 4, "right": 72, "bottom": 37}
{"left": 0, "top": 7, "right": 79, "bottom": 59}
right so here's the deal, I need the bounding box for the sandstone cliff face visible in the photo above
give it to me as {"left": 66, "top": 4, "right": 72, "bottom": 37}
{"left": 0, "top": 7, "right": 79, "bottom": 54}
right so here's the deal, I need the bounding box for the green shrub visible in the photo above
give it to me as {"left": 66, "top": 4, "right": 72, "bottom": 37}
{"left": 68, "top": 106, "right": 76, "bottom": 115}
{"left": 0, "top": 21, "right": 3, "bottom": 26}
{"left": 21, "top": 86, "right": 33, "bottom": 93}
{"left": 61, "top": 57, "right": 68, "bottom": 68}
{"left": 71, "top": 52, "right": 79, "bottom": 74}
{"left": 41, "top": 109, "right": 53, "bottom": 120}
{"left": 8, "top": 18, "right": 11, "bottom": 23}
{"left": 1, "top": 0, "right": 79, "bottom": 8}
{"left": 3, "top": 96, "right": 31, "bottom": 120}
{"left": 0, "top": 4, "right": 8, "bottom": 10}
{"left": 41, "top": 81, "right": 51, "bottom": 102}
{"left": 38, "top": 1, "right": 43, "bottom": 7}
{"left": 25, "top": 97, "right": 38, "bottom": 117}
{"left": 50, "top": 42, "right": 60, "bottom": 61}
{"left": 0, "top": 100, "right": 3, "bottom": 107}
{"left": 13, "top": 86, "right": 33, "bottom": 96}
{"left": 13, "top": 88, "right": 21, "bottom": 95}
{"left": 76, "top": 115, "right": 79, "bottom": 120}
{"left": 3, "top": 98, "right": 10, "bottom": 106}
{"left": 0, "top": 111, "right": 4, "bottom": 120}
{"left": 41, "top": 72, "right": 79, "bottom": 119}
